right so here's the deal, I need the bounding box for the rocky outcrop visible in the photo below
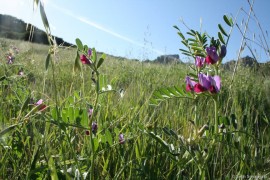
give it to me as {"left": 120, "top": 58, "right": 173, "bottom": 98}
{"left": 154, "top": 54, "right": 181, "bottom": 64}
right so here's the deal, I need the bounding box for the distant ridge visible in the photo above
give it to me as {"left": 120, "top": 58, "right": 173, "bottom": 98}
{"left": 0, "top": 14, "right": 73, "bottom": 47}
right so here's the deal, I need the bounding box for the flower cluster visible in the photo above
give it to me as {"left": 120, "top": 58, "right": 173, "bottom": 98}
{"left": 80, "top": 48, "right": 93, "bottom": 65}
{"left": 186, "top": 74, "right": 221, "bottom": 94}
{"left": 7, "top": 52, "right": 15, "bottom": 64}
{"left": 119, "top": 133, "right": 125, "bottom": 144}
{"left": 35, "top": 99, "right": 47, "bottom": 111}
{"left": 185, "top": 45, "right": 226, "bottom": 94}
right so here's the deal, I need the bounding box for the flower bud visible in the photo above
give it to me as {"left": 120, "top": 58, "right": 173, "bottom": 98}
{"left": 219, "top": 45, "right": 227, "bottom": 58}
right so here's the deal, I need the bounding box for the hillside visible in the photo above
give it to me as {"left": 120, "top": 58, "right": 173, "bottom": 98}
{"left": 0, "top": 14, "right": 73, "bottom": 46}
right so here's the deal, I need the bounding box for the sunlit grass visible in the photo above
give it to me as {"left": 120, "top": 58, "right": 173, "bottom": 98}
{"left": 0, "top": 37, "right": 270, "bottom": 179}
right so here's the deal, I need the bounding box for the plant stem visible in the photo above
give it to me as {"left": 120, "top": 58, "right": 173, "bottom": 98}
{"left": 89, "top": 70, "right": 99, "bottom": 180}
{"left": 214, "top": 98, "right": 218, "bottom": 134}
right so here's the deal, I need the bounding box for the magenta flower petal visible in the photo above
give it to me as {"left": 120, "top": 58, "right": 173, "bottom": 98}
{"left": 211, "top": 75, "right": 221, "bottom": 92}
{"left": 35, "top": 99, "right": 43, "bottom": 105}
{"left": 80, "top": 55, "right": 91, "bottom": 65}
{"left": 35, "top": 99, "right": 47, "bottom": 111}
{"left": 119, "top": 133, "right": 125, "bottom": 144}
{"left": 199, "top": 73, "right": 211, "bottom": 90}
{"left": 88, "top": 108, "right": 93, "bottom": 117}
{"left": 92, "top": 122, "right": 98, "bottom": 134}
{"left": 185, "top": 76, "right": 196, "bottom": 92}
{"left": 195, "top": 56, "right": 205, "bottom": 67}
{"left": 88, "top": 48, "right": 92, "bottom": 56}
{"left": 206, "top": 47, "right": 219, "bottom": 64}
{"left": 219, "top": 45, "right": 227, "bottom": 58}
{"left": 194, "top": 83, "right": 205, "bottom": 93}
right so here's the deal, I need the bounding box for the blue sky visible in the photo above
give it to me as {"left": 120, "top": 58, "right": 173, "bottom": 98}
{"left": 1, "top": 0, "right": 270, "bottom": 62}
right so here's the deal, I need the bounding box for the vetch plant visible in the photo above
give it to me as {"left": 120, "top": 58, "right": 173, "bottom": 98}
{"left": 151, "top": 15, "right": 234, "bottom": 137}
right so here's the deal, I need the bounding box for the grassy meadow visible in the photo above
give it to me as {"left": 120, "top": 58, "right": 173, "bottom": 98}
{"left": 0, "top": 36, "right": 270, "bottom": 179}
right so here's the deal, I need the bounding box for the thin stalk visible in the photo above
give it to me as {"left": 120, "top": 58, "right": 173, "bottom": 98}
{"left": 230, "top": 0, "right": 254, "bottom": 87}
{"left": 89, "top": 70, "right": 100, "bottom": 180}
{"left": 214, "top": 98, "right": 218, "bottom": 134}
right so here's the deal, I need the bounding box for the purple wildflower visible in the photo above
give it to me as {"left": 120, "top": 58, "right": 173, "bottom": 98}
{"left": 88, "top": 48, "right": 92, "bottom": 56}
{"left": 119, "top": 133, "right": 125, "bottom": 144}
{"left": 80, "top": 55, "right": 92, "bottom": 65}
{"left": 88, "top": 108, "right": 93, "bottom": 118}
{"left": 219, "top": 45, "right": 227, "bottom": 58}
{"left": 195, "top": 56, "right": 205, "bottom": 67}
{"left": 205, "top": 47, "right": 219, "bottom": 64}
{"left": 92, "top": 122, "right": 98, "bottom": 134}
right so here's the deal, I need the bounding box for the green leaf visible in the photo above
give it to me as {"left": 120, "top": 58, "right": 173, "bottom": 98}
{"left": 190, "top": 29, "right": 196, "bottom": 35}
{"left": 173, "top": 25, "right": 180, "bottom": 31}
{"left": 223, "top": 15, "right": 233, "bottom": 27}
{"left": 182, "top": 52, "right": 193, "bottom": 57}
{"left": 167, "top": 87, "right": 179, "bottom": 96}
{"left": 149, "top": 98, "right": 159, "bottom": 106}
{"left": 181, "top": 40, "right": 189, "bottom": 47}
{"left": 218, "top": 24, "right": 228, "bottom": 37}
{"left": 218, "top": 32, "right": 225, "bottom": 44}
{"left": 97, "top": 54, "right": 106, "bottom": 69}
{"left": 45, "top": 53, "right": 51, "bottom": 70}
{"left": 61, "top": 108, "right": 68, "bottom": 123}
{"left": 187, "top": 38, "right": 197, "bottom": 42}
{"left": 153, "top": 91, "right": 164, "bottom": 100}
{"left": 179, "top": 49, "right": 191, "bottom": 54}
{"left": 105, "top": 130, "right": 113, "bottom": 146}
{"left": 159, "top": 88, "right": 172, "bottom": 98}
{"left": 191, "top": 46, "right": 204, "bottom": 51}
{"left": 193, "top": 52, "right": 206, "bottom": 57}
{"left": 174, "top": 86, "right": 184, "bottom": 96}
{"left": 92, "top": 48, "right": 97, "bottom": 64}
{"left": 73, "top": 51, "right": 82, "bottom": 72}
{"left": 39, "top": 1, "right": 51, "bottom": 35}
{"left": 75, "top": 38, "right": 83, "bottom": 51}
{"left": 93, "top": 137, "right": 99, "bottom": 152}
{"left": 84, "top": 44, "right": 89, "bottom": 52}
{"left": 150, "top": 86, "right": 191, "bottom": 106}
{"left": 81, "top": 109, "right": 88, "bottom": 128}
{"left": 51, "top": 106, "right": 58, "bottom": 120}
{"left": 177, "top": 32, "right": 185, "bottom": 40}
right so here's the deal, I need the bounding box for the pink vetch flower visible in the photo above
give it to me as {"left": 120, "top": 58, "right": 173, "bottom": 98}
{"left": 198, "top": 73, "right": 221, "bottom": 93}
{"left": 80, "top": 54, "right": 92, "bottom": 65}
{"left": 195, "top": 56, "right": 205, "bottom": 68}
{"left": 35, "top": 99, "right": 47, "bottom": 111}
{"left": 185, "top": 76, "right": 197, "bottom": 92}
{"left": 185, "top": 74, "right": 221, "bottom": 94}
{"left": 205, "top": 46, "right": 219, "bottom": 64}
{"left": 7, "top": 55, "right": 14, "bottom": 64}
{"left": 209, "top": 75, "right": 221, "bottom": 93}
{"left": 219, "top": 45, "right": 227, "bottom": 59}
{"left": 88, "top": 48, "right": 92, "bottom": 56}
{"left": 92, "top": 121, "right": 98, "bottom": 135}
{"left": 88, "top": 107, "right": 93, "bottom": 118}
{"left": 18, "top": 69, "right": 24, "bottom": 76}
{"left": 119, "top": 133, "right": 125, "bottom": 144}
{"left": 85, "top": 130, "right": 90, "bottom": 136}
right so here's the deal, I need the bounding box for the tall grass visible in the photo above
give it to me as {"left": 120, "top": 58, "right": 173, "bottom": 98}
{"left": 0, "top": 0, "right": 270, "bottom": 179}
